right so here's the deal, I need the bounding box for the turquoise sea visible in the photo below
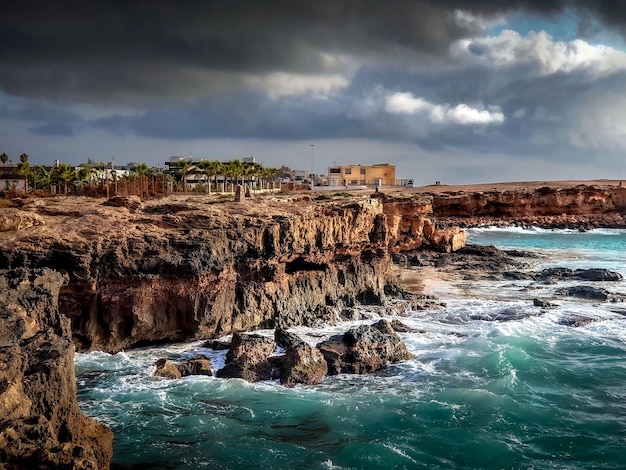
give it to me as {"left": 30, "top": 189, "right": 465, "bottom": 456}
{"left": 76, "top": 228, "right": 626, "bottom": 469}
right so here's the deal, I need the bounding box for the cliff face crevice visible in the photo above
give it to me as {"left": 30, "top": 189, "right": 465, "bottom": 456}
{"left": 0, "top": 268, "right": 113, "bottom": 469}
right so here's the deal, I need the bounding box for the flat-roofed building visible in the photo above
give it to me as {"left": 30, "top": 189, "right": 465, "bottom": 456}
{"left": 0, "top": 166, "right": 26, "bottom": 192}
{"left": 327, "top": 163, "right": 395, "bottom": 187}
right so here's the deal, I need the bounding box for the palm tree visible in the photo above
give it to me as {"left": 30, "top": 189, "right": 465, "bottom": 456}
{"left": 19, "top": 153, "right": 29, "bottom": 163}
{"left": 263, "top": 167, "right": 279, "bottom": 190}
{"left": 53, "top": 164, "right": 76, "bottom": 195}
{"left": 0, "top": 153, "right": 8, "bottom": 165}
{"left": 94, "top": 162, "right": 109, "bottom": 197}
{"left": 74, "top": 167, "right": 94, "bottom": 192}
{"left": 131, "top": 163, "right": 149, "bottom": 198}
{"left": 15, "top": 161, "right": 32, "bottom": 194}
{"left": 224, "top": 159, "right": 244, "bottom": 192}
{"left": 35, "top": 166, "right": 52, "bottom": 192}
{"left": 170, "top": 160, "right": 193, "bottom": 193}
{"left": 196, "top": 160, "right": 222, "bottom": 194}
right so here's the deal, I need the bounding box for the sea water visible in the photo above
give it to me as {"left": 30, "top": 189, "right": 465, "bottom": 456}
{"left": 75, "top": 228, "right": 626, "bottom": 469}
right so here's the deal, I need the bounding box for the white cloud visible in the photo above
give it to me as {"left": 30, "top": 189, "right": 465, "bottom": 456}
{"left": 246, "top": 72, "right": 350, "bottom": 99}
{"left": 385, "top": 92, "right": 431, "bottom": 114}
{"left": 452, "top": 29, "right": 626, "bottom": 78}
{"left": 385, "top": 91, "right": 504, "bottom": 126}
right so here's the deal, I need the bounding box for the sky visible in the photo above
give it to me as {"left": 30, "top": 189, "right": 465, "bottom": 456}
{"left": 1, "top": 0, "right": 626, "bottom": 185}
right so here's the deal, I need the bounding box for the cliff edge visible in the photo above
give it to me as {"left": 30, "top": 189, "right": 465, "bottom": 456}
{"left": 0, "top": 268, "right": 113, "bottom": 469}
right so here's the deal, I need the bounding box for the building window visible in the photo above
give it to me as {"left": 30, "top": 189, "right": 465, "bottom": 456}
{"left": 329, "top": 167, "right": 341, "bottom": 174}
{"left": 345, "top": 168, "right": 352, "bottom": 175}
{"left": 360, "top": 168, "right": 366, "bottom": 175}
{"left": 350, "top": 179, "right": 358, "bottom": 185}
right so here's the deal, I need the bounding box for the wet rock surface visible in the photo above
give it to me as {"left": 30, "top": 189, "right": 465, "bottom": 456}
{"left": 555, "top": 286, "right": 624, "bottom": 302}
{"left": 216, "top": 333, "right": 276, "bottom": 382}
{"left": 0, "top": 268, "right": 113, "bottom": 469}
{"left": 154, "top": 355, "right": 212, "bottom": 379}
{"left": 318, "top": 320, "right": 413, "bottom": 375}
{"left": 536, "top": 268, "right": 623, "bottom": 283}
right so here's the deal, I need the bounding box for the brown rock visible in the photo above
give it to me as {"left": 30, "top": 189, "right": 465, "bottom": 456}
{"left": 216, "top": 333, "right": 276, "bottom": 382}
{"left": 318, "top": 319, "right": 413, "bottom": 375}
{"left": 0, "top": 210, "right": 44, "bottom": 232}
{"left": 0, "top": 268, "right": 113, "bottom": 469}
{"left": 177, "top": 355, "right": 212, "bottom": 376}
{"left": 274, "top": 329, "right": 327, "bottom": 387}
{"left": 103, "top": 195, "right": 143, "bottom": 211}
{"left": 154, "top": 359, "right": 182, "bottom": 379}
{"left": 154, "top": 355, "right": 212, "bottom": 379}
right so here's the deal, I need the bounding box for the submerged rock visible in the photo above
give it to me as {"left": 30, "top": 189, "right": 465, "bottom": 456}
{"left": 558, "top": 315, "right": 598, "bottom": 327}
{"left": 469, "top": 307, "right": 537, "bottom": 322}
{"left": 318, "top": 320, "right": 412, "bottom": 375}
{"left": 533, "top": 298, "right": 556, "bottom": 308}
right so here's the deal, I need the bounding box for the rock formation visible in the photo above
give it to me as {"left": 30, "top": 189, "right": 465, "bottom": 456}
{"left": 274, "top": 329, "right": 328, "bottom": 387}
{"left": 430, "top": 186, "right": 626, "bottom": 228}
{"left": 0, "top": 195, "right": 459, "bottom": 353}
{"left": 0, "top": 268, "right": 113, "bottom": 469}
{"left": 318, "top": 319, "right": 413, "bottom": 375}
{"left": 154, "top": 355, "right": 212, "bottom": 379}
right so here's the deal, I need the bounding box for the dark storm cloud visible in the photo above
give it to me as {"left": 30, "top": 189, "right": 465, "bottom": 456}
{"left": 1, "top": 0, "right": 625, "bottom": 103}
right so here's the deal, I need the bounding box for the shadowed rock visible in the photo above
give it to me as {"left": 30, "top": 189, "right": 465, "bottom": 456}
{"left": 0, "top": 268, "right": 113, "bottom": 469}
{"left": 537, "top": 268, "right": 623, "bottom": 283}
{"left": 216, "top": 333, "right": 275, "bottom": 382}
{"left": 533, "top": 298, "right": 556, "bottom": 308}
{"left": 555, "top": 286, "right": 612, "bottom": 301}
{"left": 202, "top": 339, "right": 231, "bottom": 350}
{"left": 558, "top": 316, "right": 598, "bottom": 327}
{"left": 274, "top": 329, "right": 327, "bottom": 387}
{"left": 318, "top": 320, "right": 412, "bottom": 375}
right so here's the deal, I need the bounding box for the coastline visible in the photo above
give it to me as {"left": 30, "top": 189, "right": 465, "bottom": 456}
{"left": 1, "top": 180, "right": 625, "bottom": 467}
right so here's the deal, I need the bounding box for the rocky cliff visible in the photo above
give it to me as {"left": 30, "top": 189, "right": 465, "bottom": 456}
{"left": 0, "top": 194, "right": 459, "bottom": 354}
{"left": 431, "top": 185, "right": 626, "bottom": 228}
{"left": 0, "top": 268, "right": 113, "bottom": 469}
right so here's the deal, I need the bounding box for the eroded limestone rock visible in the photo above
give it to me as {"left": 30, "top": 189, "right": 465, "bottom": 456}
{"left": 0, "top": 268, "right": 113, "bottom": 469}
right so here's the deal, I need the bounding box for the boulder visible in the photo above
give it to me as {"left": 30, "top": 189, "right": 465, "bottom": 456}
{"left": 154, "top": 355, "right": 213, "bottom": 379}
{"left": 0, "top": 210, "right": 44, "bottom": 232}
{"left": 533, "top": 298, "right": 555, "bottom": 308}
{"left": 102, "top": 195, "right": 143, "bottom": 211}
{"left": 389, "top": 319, "right": 418, "bottom": 333}
{"left": 317, "top": 320, "right": 412, "bottom": 375}
{"left": 216, "top": 333, "right": 275, "bottom": 382}
{"left": 202, "top": 339, "right": 231, "bottom": 350}
{"left": 555, "top": 286, "right": 612, "bottom": 301}
{"left": 537, "top": 267, "right": 623, "bottom": 282}
{"left": 558, "top": 315, "right": 598, "bottom": 327}
{"left": 273, "top": 329, "right": 327, "bottom": 387}
{"left": 154, "top": 359, "right": 182, "bottom": 379}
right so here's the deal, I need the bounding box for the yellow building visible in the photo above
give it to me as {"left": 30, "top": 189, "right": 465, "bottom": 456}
{"left": 327, "top": 163, "right": 396, "bottom": 187}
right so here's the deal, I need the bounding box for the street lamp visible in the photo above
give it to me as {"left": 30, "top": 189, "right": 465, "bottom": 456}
{"left": 310, "top": 144, "right": 314, "bottom": 190}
